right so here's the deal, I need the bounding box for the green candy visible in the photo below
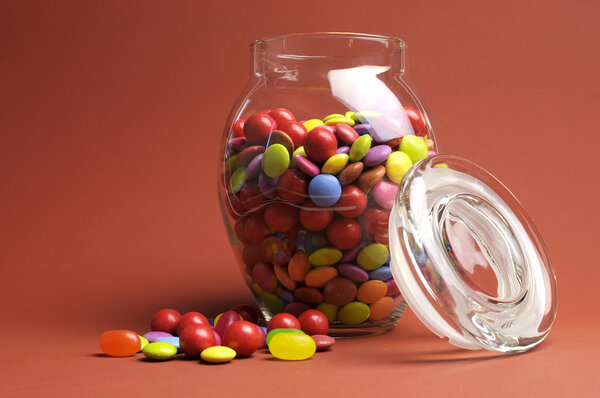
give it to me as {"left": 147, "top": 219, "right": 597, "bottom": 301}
{"left": 400, "top": 135, "right": 428, "bottom": 163}
{"left": 338, "top": 302, "right": 371, "bottom": 325}
{"left": 262, "top": 144, "right": 290, "bottom": 177}
{"left": 142, "top": 342, "right": 177, "bottom": 361}
{"left": 266, "top": 328, "right": 305, "bottom": 346}
{"left": 225, "top": 154, "right": 238, "bottom": 171}
{"left": 356, "top": 243, "right": 389, "bottom": 271}
{"left": 229, "top": 166, "right": 246, "bottom": 193}
{"left": 309, "top": 247, "right": 343, "bottom": 266}
{"left": 349, "top": 134, "right": 372, "bottom": 162}
{"left": 316, "top": 302, "right": 339, "bottom": 322}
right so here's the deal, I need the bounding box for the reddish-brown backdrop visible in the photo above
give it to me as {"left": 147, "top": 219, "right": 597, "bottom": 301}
{"left": 1, "top": 0, "right": 599, "bottom": 396}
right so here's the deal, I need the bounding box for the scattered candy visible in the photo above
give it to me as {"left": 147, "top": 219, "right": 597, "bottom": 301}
{"left": 143, "top": 331, "right": 173, "bottom": 343}
{"left": 312, "top": 335, "right": 335, "bottom": 351}
{"left": 269, "top": 333, "right": 316, "bottom": 361}
{"left": 138, "top": 335, "right": 149, "bottom": 351}
{"left": 155, "top": 336, "right": 180, "bottom": 350}
{"left": 99, "top": 330, "right": 141, "bottom": 357}
{"left": 151, "top": 309, "right": 181, "bottom": 335}
{"left": 266, "top": 328, "right": 305, "bottom": 346}
{"left": 176, "top": 312, "right": 209, "bottom": 336}
{"left": 223, "top": 320, "right": 262, "bottom": 357}
{"left": 298, "top": 310, "right": 329, "bottom": 336}
{"left": 142, "top": 342, "right": 177, "bottom": 361}
{"left": 267, "top": 313, "right": 301, "bottom": 333}
{"left": 179, "top": 324, "right": 217, "bottom": 358}
{"left": 201, "top": 346, "right": 237, "bottom": 363}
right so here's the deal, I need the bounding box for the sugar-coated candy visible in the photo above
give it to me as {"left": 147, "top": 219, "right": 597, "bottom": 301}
{"left": 386, "top": 151, "right": 412, "bottom": 183}
{"left": 372, "top": 179, "right": 399, "bottom": 210}
{"left": 338, "top": 302, "right": 371, "bottom": 325}
{"left": 142, "top": 342, "right": 178, "bottom": 361}
{"left": 399, "top": 135, "right": 428, "bottom": 163}
{"left": 244, "top": 113, "right": 277, "bottom": 145}
{"left": 302, "top": 119, "right": 324, "bottom": 132}
{"left": 155, "top": 336, "right": 181, "bottom": 350}
{"left": 304, "top": 126, "right": 338, "bottom": 163}
{"left": 369, "top": 296, "right": 397, "bottom": 321}
{"left": 268, "top": 333, "right": 316, "bottom": 361}
{"left": 295, "top": 154, "right": 320, "bottom": 177}
{"left": 305, "top": 266, "right": 339, "bottom": 287}
{"left": 349, "top": 134, "right": 372, "bottom": 162}
{"left": 201, "top": 346, "right": 237, "bottom": 363}
{"left": 268, "top": 108, "right": 296, "bottom": 128}
{"left": 321, "top": 153, "right": 349, "bottom": 175}
{"left": 143, "top": 331, "right": 173, "bottom": 343}
{"left": 279, "top": 122, "right": 308, "bottom": 148}
{"left": 316, "top": 302, "right": 339, "bottom": 322}
{"left": 323, "top": 277, "right": 357, "bottom": 306}
{"left": 337, "top": 162, "right": 363, "bottom": 186}
{"left": 363, "top": 145, "right": 392, "bottom": 167}
{"left": 357, "top": 243, "right": 390, "bottom": 271}
{"left": 326, "top": 217, "right": 361, "bottom": 250}
{"left": 335, "top": 185, "right": 367, "bottom": 218}
{"left": 262, "top": 144, "right": 290, "bottom": 178}
{"left": 298, "top": 310, "right": 329, "bottom": 336}
{"left": 308, "top": 174, "right": 342, "bottom": 207}
{"left": 309, "top": 247, "right": 343, "bottom": 266}
{"left": 357, "top": 280, "right": 388, "bottom": 303}
{"left": 299, "top": 199, "right": 334, "bottom": 231}
{"left": 312, "top": 335, "right": 335, "bottom": 351}
{"left": 269, "top": 130, "right": 295, "bottom": 154}
{"left": 138, "top": 335, "right": 149, "bottom": 351}
{"left": 338, "top": 264, "right": 369, "bottom": 283}
{"left": 368, "top": 266, "right": 392, "bottom": 281}
{"left": 223, "top": 320, "right": 262, "bottom": 357}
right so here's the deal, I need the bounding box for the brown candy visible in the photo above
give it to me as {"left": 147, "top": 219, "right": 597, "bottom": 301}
{"left": 323, "top": 277, "right": 357, "bottom": 306}
{"left": 294, "top": 286, "right": 324, "bottom": 305}
{"left": 356, "top": 165, "right": 385, "bottom": 192}
{"left": 338, "top": 162, "right": 363, "bottom": 186}
{"left": 268, "top": 130, "right": 295, "bottom": 154}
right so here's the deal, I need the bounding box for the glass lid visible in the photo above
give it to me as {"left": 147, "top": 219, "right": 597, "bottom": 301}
{"left": 388, "top": 155, "right": 558, "bottom": 353}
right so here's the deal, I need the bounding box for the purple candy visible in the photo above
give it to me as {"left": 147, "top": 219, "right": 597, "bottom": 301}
{"left": 143, "top": 331, "right": 173, "bottom": 343}
{"left": 228, "top": 137, "right": 247, "bottom": 151}
{"left": 335, "top": 146, "right": 350, "bottom": 155}
{"left": 338, "top": 263, "right": 369, "bottom": 283}
{"left": 284, "top": 302, "right": 311, "bottom": 317}
{"left": 363, "top": 145, "right": 392, "bottom": 167}
{"left": 279, "top": 289, "right": 295, "bottom": 305}
{"left": 341, "top": 241, "right": 368, "bottom": 263}
{"left": 258, "top": 173, "right": 279, "bottom": 199}
{"left": 246, "top": 153, "right": 263, "bottom": 179}
{"left": 211, "top": 328, "right": 222, "bottom": 345}
{"left": 294, "top": 155, "right": 320, "bottom": 177}
{"left": 372, "top": 179, "right": 399, "bottom": 209}
{"left": 353, "top": 124, "right": 374, "bottom": 136}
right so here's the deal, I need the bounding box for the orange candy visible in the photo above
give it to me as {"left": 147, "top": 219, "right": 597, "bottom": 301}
{"left": 274, "top": 264, "right": 297, "bottom": 291}
{"left": 99, "top": 330, "right": 141, "bottom": 357}
{"left": 357, "top": 280, "right": 388, "bottom": 304}
{"left": 288, "top": 251, "right": 311, "bottom": 281}
{"left": 369, "top": 297, "right": 396, "bottom": 321}
{"left": 294, "top": 287, "right": 324, "bottom": 305}
{"left": 305, "top": 267, "right": 338, "bottom": 287}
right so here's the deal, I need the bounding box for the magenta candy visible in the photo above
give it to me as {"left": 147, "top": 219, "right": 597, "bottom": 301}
{"left": 372, "top": 179, "right": 399, "bottom": 209}
{"left": 258, "top": 173, "right": 279, "bottom": 199}
{"left": 254, "top": 323, "right": 267, "bottom": 348}
{"left": 212, "top": 328, "right": 222, "bottom": 346}
{"left": 335, "top": 146, "right": 350, "bottom": 155}
{"left": 363, "top": 145, "right": 392, "bottom": 167}
{"left": 312, "top": 334, "right": 335, "bottom": 351}
{"left": 229, "top": 137, "right": 247, "bottom": 151}
{"left": 237, "top": 145, "right": 266, "bottom": 166}
{"left": 143, "top": 331, "right": 173, "bottom": 343}
{"left": 253, "top": 261, "right": 277, "bottom": 292}
{"left": 284, "top": 301, "right": 311, "bottom": 317}
{"left": 337, "top": 263, "right": 369, "bottom": 283}
{"left": 246, "top": 153, "right": 263, "bottom": 179}
{"left": 294, "top": 155, "right": 320, "bottom": 177}
{"left": 341, "top": 241, "right": 368, "bottom": 263}
{"left": 386, "top": 279, "right": 401, "bottom": 296}
{"left": 215, "top": 310, "right": 242, "bottom": 338}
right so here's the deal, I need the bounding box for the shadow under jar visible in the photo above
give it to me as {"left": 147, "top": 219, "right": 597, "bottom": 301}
{"left": 218, "top": 33, "right": 438, "bottom": 337}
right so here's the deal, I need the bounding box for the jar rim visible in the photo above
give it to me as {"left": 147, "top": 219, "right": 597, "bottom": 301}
{"left": 252, "top": 32, "right": 406, "bottom": 59}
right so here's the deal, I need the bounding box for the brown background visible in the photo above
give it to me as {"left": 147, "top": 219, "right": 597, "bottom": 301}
{"left": 1, "top": 0, "right": 599, "bottom": 396}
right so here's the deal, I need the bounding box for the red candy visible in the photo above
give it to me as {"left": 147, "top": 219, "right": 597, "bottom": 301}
{"left": 304, "top": 126, "right": 338, "bottom": 163}
{"left": 359, "top": 207, "right": 390, "bottom": 236}
{"left": 223, "top": 320, "right": 262, "bottom": 357}
{"left": 151, "top": 308, "right": 181, "bottom": 335}
{"left": 404, "top": 106, "right": 428, "bottom": 136}
{"left": 277, "top": 169, "right": 308, "bottom": 204}
{"left": 234, "top": 217, "right": 249, "bottom": 244}
{"left": 326, "top": 217, "right": 362, "bottom": 250}
{"left": 244, "top": 113, "right": 277, "bottom": 145}
{"left": 99, "top": 330, "right": 141, "bottom": 357}
{"left": 264, "top": 202, "right": 299, "bottom": 232}
{"left": 176, "top": 312, "right": 209, "bottom": 336}
{"left": 239, "top": 181, "right": 266, "bottom": 212}
{"left": 267, "top": 313, "right": 301, "bottom": 333}
{"left": 334, "top": 123, "right": 359, "bottom": 145}
{"left": 237, "top": 145, "right": 265, "bottom": 165}
{"left": 232, "top": 119, "right": 245, "bottom": 138}
{"left": 215, "top": 310, "right": 243, "bottom": 338}
{"left": 298, "top": 309, "right": 329, "bottom": 336}
{"left": 244, "top": 212, "right": 269, "bottom": 243}
{"left": 299, "top": 199, "right": 334, "bottom": 231}
{"left": 179, "top": 324, "right": 216, "bottom": 358}
{"left": 231, "top": 304, "right": 259, "bottom": 324}
{"left": 268, "top": 108, "right": 296, "bottom": 128}
{"left": 279, "top": 121, "right": 308, "bottom": 147}
{"left": 261, "top": 235, "right": 292, "bottom": 266}
{"left": 312, "top": 334, "right": 335, "bottom": 351}
{"left": 335, "top": 185, "right": 368, "bottom": 218}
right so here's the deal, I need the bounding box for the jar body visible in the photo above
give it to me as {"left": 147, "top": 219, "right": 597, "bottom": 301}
{"left": 218, "top": 33, "right": 437, "bottom": 336}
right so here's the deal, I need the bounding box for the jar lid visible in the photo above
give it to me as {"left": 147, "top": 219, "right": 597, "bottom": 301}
{"left": 388, "top": 155, "right": 557, "bottom": 353}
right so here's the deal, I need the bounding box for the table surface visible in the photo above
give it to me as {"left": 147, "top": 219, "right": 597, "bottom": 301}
{"left": 2, "top": 0, "right": 599, "bottom": 396}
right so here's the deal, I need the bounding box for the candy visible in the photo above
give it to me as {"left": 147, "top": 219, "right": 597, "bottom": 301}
{"left": 267, "top": 313, "right": 301, "bottom": 333}
{"left": 232, "top": 119, "right": 245, "bottom": 138}
{"left": 349, "top": 134, "right": 372, "bottom": 162}
{"left": 262, "top": 144, "right": 290, "bottom": 178}
{"left": 337, "top": 162, "right": 364, "bottom": 186}
{"left": 244, "top": 113, "right": 277, "bottom": 145}
{"left": 239, "top": 181, "right": 266, "bottom": 211}
{"left": 321, "top": 153, "right": 349, "bottom": 175}
{"left": 266, "top": 328, "right": 305, "bottom": 346}
{"left": 294, "top": 154, "right": 320, "bottom": 177}
{"left": 335, "top": 185, "right": 367, "bottom": 218}
{"left": 143, "top": 331, "right": 173, "bottom": 343}
{"left": 258, "top": 173, "right": 279, "bottom": 199}
{"left": 264, "top": 202, "right": 299, "bottom": 232}
{"left": 316, "top": 302, "right": 339, "bottom": 322}
{"left": 279, "top": 122, "right": 308, "bottom": 148}
{"left": 269, "top": 333, "right": 316, "bottom": 360}
{"left": 324, "top": 116, "right": 355, "bottom": 126}
{"left": 372, "top": 179, "right": 399, "bottom": 209}
{"left": 357, "top": 280, "right": 388, "bottom": 303}
{"left": 399, "top": 135, "right": 428, "bottom": 163}
{"left": 326, "top": 217, "right": 361, "bottom": 250}
{"left": 322, "top": 113, "right": 345, "bottom": 122}
{"left": 359, "top": 207, "right": 390, "bottom": 235}
{"left": 334, "top": 123, "right": 359, "bottom": 145}
{"left": 368, "top": 266, "right": 392, "bottom": 281}
{"left": 263, "top": 292, "right": 285, "bottom": 313}
{"left": 308, "top": 174, "right": 342, "bottom": 207}
{"left": 277, "top": 169, "right": 308, "bottom": 204}
{"left": 284, "top": 302, "right": 311, "bottom": 317}
{"left": 357, "top": 243, "right": 389, "bottom": 271}
{"left": 201, "top": 346, "right": 237, "bottom": 363}
{"left": 237, "top": 145, "right": 265, "bottom": 166}
{"left": 352, "top": 111, "right": 381, "bottom": 123}
{"left": 151, "top": 308, "right": 181, "bottom": 335}
{"left": 294, "top": 287, "right": 324, "bottom": 305}
{"left": 225, "top": 154, "right": 238, "bottom": 171}
{"left": 215, "top": 310, "right": 243, "bottom": 338}
{"left": 244, "top": 212, "right": 269, "bottom": 243}
{"left": 155, "top": 336, "right": 181, "bottom": 350}
{"left": 179, "top": 324, "right": 216, "bottom": 358}
{"left": 253, "top": 261, "right": 278, "bottom": 292}
{"left": 305, "top": 266, "right": 339, "bottom": 287}
{"left": 386, "top": 279, "right": 401, "bottom": 296}
{"left": 229, "top": 166, "right": 247, "bottom": 193}
{"left": 231, "top": 304, "right": 259, "bottom": 324}
{"left": 229, "top": 137, "right": 246, "bottom": 151}
{"left": 335, "top": 146, "right": 350, "bottom": 155}
{"left": 292, "top": 146, "right": 307, "bottom": 165}
{"left": 386, "top": 151, "right": 412, "bottom": 184}
{"left": 404, "top": 106, "right": 428, "bottom": 136}
{"left": 142, "top": 342, "right": 178, "bottom": 361}
{"left": 341, "top": 241, "right": 368, "bottom": 263}
{"left": 338, "top": 264, "right": 369, "bottom": 283}
{"left": 309, "top": 247, "right": 343, "bottom": 266}
{"left": 288, "top": 251, "right": 312, "bottom": 281}
{"left": 175, "top": 312, "right": 209, "bottom": 336}
{"left": 274, "top": 264, "right": 297, "bottom": 291}
{"left": 363, "top": 145, "right": 392, "bottom": 167}
{"left": 262, "top": 236, "right": 292, "bottom": 266}
{"left": 302, "top": 119, "right": 324, "bottom": 132}
{"left": 299, "top": 199, "right": 334, "bottom": 231}
{"left": 298, "top": 310, "right": 329, "bottom": 335}
{"left": 323, "top": 277, "right": 357, "bottom": 306}
{"left": 338, "top": 302, "right": 371, "bottom": 325}
{"left": 223, "top": 320, "right": 262, "bottom": 357}
{"left": 138, "top": 335, "right": 149, "bottom": 351}
{"left": 243, "top": 243, "right": 263, "bottom": 266}
{"left": 295, "top": 229, "right": 327, "bottom": 253}
{"left": 353, "top": 124, "right": 374, "bottom": 136}
{"left": 99, "top": 330, "right": 141, "bottom": 357}
{"left": 312, "top": 335, "right": 335, "bottom": 351}
{"left": 356, "top": 165, "right": 385, "bottom": 191}
{"left": 304, "top": 126, "right": 338, "bottom": 163}
{"left": 255, "top": 324, "right": 267, "bottom": 348}
{"left": 268, "top": 108, "right": 296, "bottom": 127}
{"left": 268, "top": 130, "right": 295, "bottom": 154}
{"left": 369, "top": 296, "right": 396, "bottom": 321}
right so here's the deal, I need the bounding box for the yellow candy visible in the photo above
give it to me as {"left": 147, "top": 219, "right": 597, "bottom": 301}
{"left": 356, "top": 243, "right": 389, "bottom": 271}
{"left": 253, "top": 283, "right": 265, "bottom": 296}
{"left": 321, "top": 154, "right": 349, "bottom": 175}
{"left": 386, "top": 151, "right": 413, "bottom": 184}
{"left": 352, "top": 110, "right": 381, "bottom": 123}
{"left": 316, "top": 302, "right": 339, "bottom": 322}
{"left": 269, "top": 333, "right": 316, "bottom": 361}
{"left": 324, "top": 117, "right": 355, "bottom": 127}
{"left": 338, "top": 302, "right": 371, "bottom": 325}
{"left": 138, "top": 335, "right": 149, "bottom": 352}
{"left": 433, "top": 162, "right": 449, "bottom": 168}
{"left": 309, "top": 247, "right": 343, "bottom": 266}
{"left": 322, "top": 113, "right": 345, "bottom": 123}
{"left": 229, "top": 166, "right": 246, "bottom": 193}
{"left": 201, "top": 346, "right": 237, "bottom": 363}
{"left": 344, "top": 111, "right": 355, "bottom": 120}
{"left": 302, "top": 119, "right": 324, "bottom": 132}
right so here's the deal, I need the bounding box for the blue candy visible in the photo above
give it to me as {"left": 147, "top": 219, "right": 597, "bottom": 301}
{"left": 156, "top": 336, "right": 181, "bottom": 351}
{"left": 368, "top": 266, "right": 392, "bottom": 281}
{"left": 308, "top": 174, "right": 342, "bottom": 207}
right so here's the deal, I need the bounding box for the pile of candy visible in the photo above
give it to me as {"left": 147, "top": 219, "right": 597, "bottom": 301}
{"left": 99, "top": 306, "right": 334, "bottom": 363}
{"left": 222, "top": 107, "right": 434, "bottom": 327}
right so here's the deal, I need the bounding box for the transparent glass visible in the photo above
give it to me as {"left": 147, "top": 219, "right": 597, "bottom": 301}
{"left": 218, "top": 33, "right": 437, "bottom": 337}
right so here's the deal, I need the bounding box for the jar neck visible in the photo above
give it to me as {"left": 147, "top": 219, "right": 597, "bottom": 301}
{"left": 250, "top": 33, "right": 406, "bottom": 86}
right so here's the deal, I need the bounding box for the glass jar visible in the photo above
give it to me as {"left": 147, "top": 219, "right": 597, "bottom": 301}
{"left": 218, "top": 33, "right": 436, "bottom": 337}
